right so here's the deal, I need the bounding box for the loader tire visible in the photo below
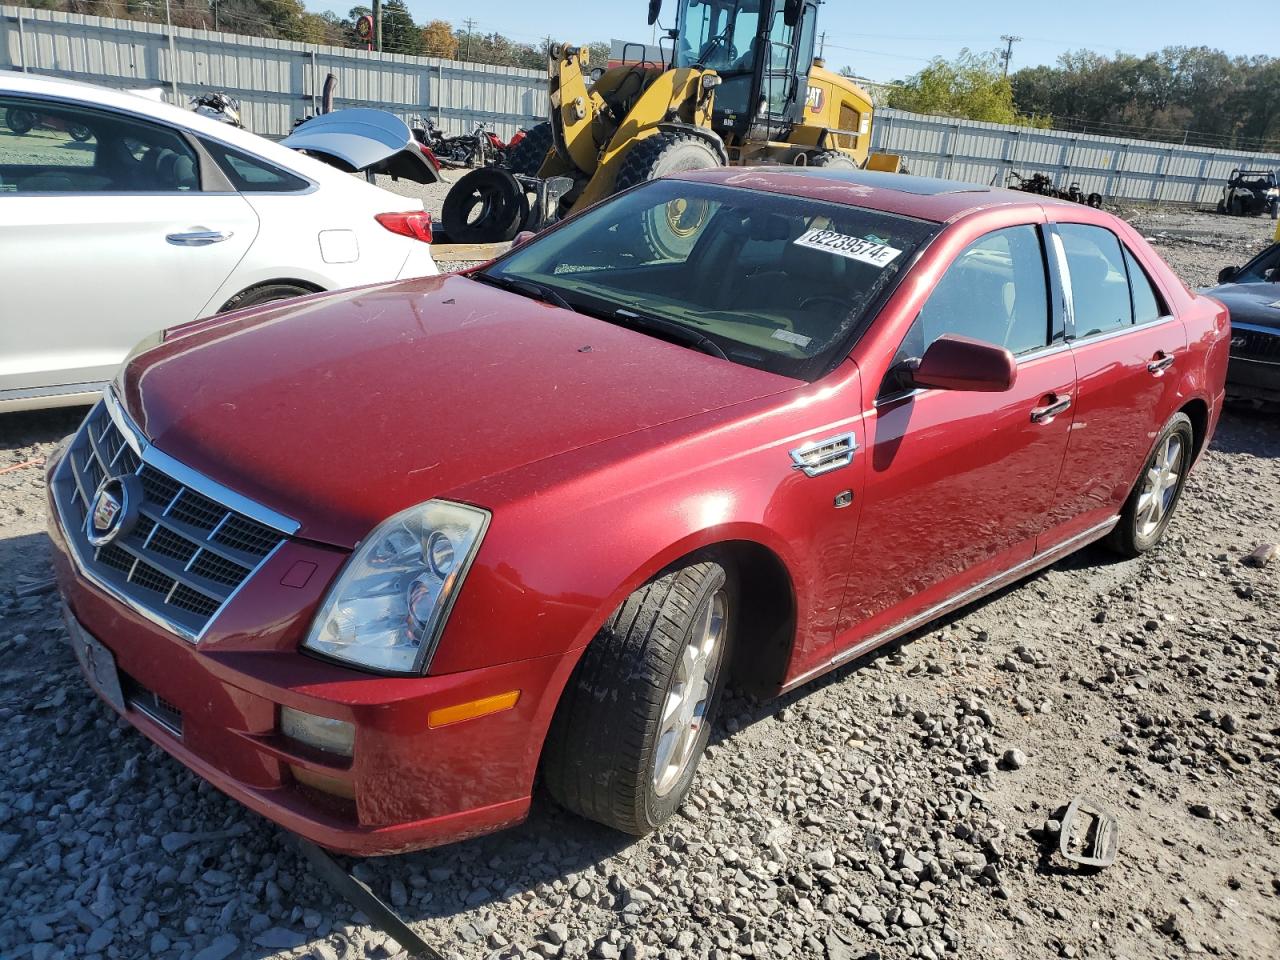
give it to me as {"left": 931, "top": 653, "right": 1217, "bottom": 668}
{"left": 441, "top": 167, "right": 529, "bottom": 243}
{"left": 808, "top": 150, "right": 858, "bottom": 170}
{"left": 508, "top": 121, "right": 554, "bottom": 177}
{"left": 615, "top": 133, "right": 722, "bottom": 260}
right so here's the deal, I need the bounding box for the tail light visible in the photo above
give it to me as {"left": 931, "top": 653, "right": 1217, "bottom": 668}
{"left": 375, "top": 211, "right": 433, "bottom": 244}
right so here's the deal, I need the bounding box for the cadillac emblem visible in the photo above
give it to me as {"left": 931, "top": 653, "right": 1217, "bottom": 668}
{"left": 86, "top": 476, "right": 138, "bottom": 547}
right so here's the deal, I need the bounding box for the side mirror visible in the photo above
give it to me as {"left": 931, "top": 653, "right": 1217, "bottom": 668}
{"left": 513, "top": 230, "right": 537, "bottom": 247}
{"left": 648, "top": 0, "right": 662, "bottom": 25}
{"left": 912, "top": 334, "right": 1017, "bottom": 393}
{"left": 1217, "top": 266, "right": 1239, "bottom": 285}
{"left": 783, "top": 0, "right": 803, "bottom": 27}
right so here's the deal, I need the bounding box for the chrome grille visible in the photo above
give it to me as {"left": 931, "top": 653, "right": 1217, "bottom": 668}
{"left": 789, "top": 432, "right": 859, "bottom": 477}
{"left": 1231, "top": 326, "right": 1280, "bottom": 360}
{"left": 50, "top": 398, "right": 291, "bottom": 641}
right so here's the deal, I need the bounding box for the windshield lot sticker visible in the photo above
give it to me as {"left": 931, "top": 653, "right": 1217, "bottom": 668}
{"left": 772, "top": 329, "right": 812, "bottom": 348}
{"left": 794, "top": 228, "right": 902, "bottom": 267}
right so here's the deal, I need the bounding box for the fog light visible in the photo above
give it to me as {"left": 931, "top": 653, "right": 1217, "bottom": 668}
{"left": 281, "top": 707, "right": 355, "bottom": 757}
{"left": 290, "top": 765, "right": 356, "bottom": 800}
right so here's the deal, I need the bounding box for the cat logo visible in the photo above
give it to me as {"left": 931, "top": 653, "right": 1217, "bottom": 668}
{"left": 806, "top": 87, "right": 825, "bottom": 114}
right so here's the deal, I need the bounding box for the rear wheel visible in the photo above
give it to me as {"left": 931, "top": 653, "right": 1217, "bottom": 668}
{"left": 808, "top": 149, "right": 858, "bottom": 170}
{"left": 615, "top": 133, "right": 723, "bottom": 259}
{"left": 507, "top": 121, "right": 554, "bottom": 177}
{"left": 543, "top": 558, "right": 735, "bottom": 835}
{"left": 219, "top": 282, "right": 316, "bottom": 314}
{"left": 5, "top": 108, "right": 34, "bottom": 135}
{"left": 441, "top": 167, "right": 530, "bottom": 243}
{"left": 1106, "top": 413, "right": 1194, "bottom": 557}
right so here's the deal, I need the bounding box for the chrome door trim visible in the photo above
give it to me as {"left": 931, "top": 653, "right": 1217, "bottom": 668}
{"left": 784, "top": 516, "right": 1119, "bottom": 692}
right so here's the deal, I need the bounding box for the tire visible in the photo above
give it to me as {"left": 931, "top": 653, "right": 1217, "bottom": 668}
{"left": 218, "top": 282, "right": 316, "bottom": 314}
{"left": 808, "top": 149, "right": 858, "bottom": 170}
{"left": 441, "top": 167, "right": 529, "bottom": 243}
{"left": 5, "top": 108, "right": 34, "bottom": 135}
{"left": 543, "top": 558, "right": 736, "bottom": 836}
{"left": 614, "top": 132, "right": 723, "bottom": 259}
{"left": 1106, "top": 412, "right": 1194, "bottom": 557}
{"left": 69, "top": 124, "right": 93, "bottom": 142}
{"left": 507, "top": 121, "right": 554, "bottom": 177}
{"left": 1216, "top": 199, "right": 1227, "bottom": 214}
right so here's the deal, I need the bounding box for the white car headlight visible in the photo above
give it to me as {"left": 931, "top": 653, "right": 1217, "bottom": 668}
{"left": 303, "top": 501, "right": 490, "bottom": 674}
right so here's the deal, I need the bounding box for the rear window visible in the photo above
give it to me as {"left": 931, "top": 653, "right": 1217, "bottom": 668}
{"left": 485, "top": 180, "right": 938, "bottom": 381}
{"left": 202, "top": 139, "right": 308, "bottom": 193}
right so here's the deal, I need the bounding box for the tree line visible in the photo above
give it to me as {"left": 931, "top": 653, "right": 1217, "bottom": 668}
{"left": 21, "top": 0, "right": 610, "bottom": 69}
{"left": 877, "top": 45, "right": 1280, "bottom": 151}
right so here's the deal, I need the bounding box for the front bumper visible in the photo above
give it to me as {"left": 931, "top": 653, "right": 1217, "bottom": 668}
{"left": 46, "top": 447, "right": 572, "bottom": 856}
{"left": 1227, "top": 354, "right": 1280, "bottom": 402}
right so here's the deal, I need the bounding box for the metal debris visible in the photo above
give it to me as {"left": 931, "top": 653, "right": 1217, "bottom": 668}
{"left": 1058, "top": 795, "right": 1119, "bottom": 869}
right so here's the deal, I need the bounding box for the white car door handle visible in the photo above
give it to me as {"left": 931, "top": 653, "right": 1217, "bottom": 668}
{"left": 166, "top": 229, "right": 233, "bottom": 246}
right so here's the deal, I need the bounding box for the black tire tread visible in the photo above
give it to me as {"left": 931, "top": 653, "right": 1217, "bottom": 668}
{"left": 1106, "top": 412, "right": 1194, "bottom": 557}
{"left": 543, "top": 560, "right": 725, "bottom": 835}
{"left": 507, "top": 122, "right": 554, "bottom": 177}
{"left": 808, "top": 149, "right": 858, "bottom": 169}
{"left": 614, "top": 132, "right": 722, "bottom": 193}
{"left": 218, "top": 282, "right": 316, "bottom": 314}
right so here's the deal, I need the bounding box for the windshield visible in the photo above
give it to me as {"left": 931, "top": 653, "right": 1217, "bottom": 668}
{"left": 481, "top": 179, "right": 938, "bottom": 381}
{"left": 676, "top": 0, "right": 761, "bottom": 73}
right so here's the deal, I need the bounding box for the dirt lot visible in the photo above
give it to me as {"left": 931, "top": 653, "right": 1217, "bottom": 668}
{"left": 0, "top": 207, "right": 1277, "bottom": 960}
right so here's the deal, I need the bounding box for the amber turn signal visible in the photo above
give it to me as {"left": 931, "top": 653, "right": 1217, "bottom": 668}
{"left": 427, "top": 690, "right": 521, "bottom": 729}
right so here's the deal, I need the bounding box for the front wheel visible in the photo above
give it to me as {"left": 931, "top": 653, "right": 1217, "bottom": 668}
{"left": 5, "top": 108, "right": 34, "bottom": 135}
{"left": 542, "top": 559, "right": 735, "bottom": 835}
{"left": 807, "top": 149, "right": 858, "bottom": 170}
{"left": 1106, "top": 412, "right": 1194, "bottom": 557}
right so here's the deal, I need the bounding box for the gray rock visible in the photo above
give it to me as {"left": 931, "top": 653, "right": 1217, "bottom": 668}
{"left": 1190, "top": 803, "right": 1216, "bottom": 819}
{"left": 85, "top": 927, "right": 113, "bottom": 952}
{"left": 254, "top": 927, "right": 308, "bottom": 949}
{"left": 150, "top": 933, "right": 171, "bottom": 953}
{"left": 1001, "top": 749, "right": 1027, "bottom": 770}
{"left": 192, "top": 934, "right": 240, "bottom": 960}
{"left": 0, "top": 833, "right": 22, "bottom": 861}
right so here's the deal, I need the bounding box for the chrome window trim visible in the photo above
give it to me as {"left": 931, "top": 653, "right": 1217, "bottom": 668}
{"left": 102, "top": 388, "right": 300, "bottom": 536}
{"left": 0, "top": 380, "right": 108, "bottom": 401}
{"left": 1068, "top": 313, "right": 1178, "bottom": 348}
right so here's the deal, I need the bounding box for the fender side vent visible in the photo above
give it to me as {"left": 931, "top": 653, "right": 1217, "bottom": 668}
{"left": 790, "top": 433, "right": 858, "bottom": 477}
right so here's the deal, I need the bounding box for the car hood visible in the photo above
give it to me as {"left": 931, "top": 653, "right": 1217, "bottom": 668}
{"left": 1205, "top": 282, "right": 1280, "bottom": 329}
{"left": 119, "top": 275, "right": 798, "bottom": 547}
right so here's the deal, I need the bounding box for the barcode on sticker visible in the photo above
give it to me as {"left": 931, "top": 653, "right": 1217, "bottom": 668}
{"left": 794, "top": 228, "right": 902, "bottom": 267}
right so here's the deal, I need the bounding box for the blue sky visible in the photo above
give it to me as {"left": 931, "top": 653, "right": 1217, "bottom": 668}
{"left": 307, "top": 0, "right": 1267, "bottom": 83}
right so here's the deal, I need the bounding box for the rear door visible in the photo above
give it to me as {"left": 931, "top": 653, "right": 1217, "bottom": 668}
{"left": 835, "top": 223, "right": 1077, "bottom": 654}
{"left": 1041, "top": 221, "right": 1187, "bottom": 546}
{"left": 0, "top": 94, "right": 257, "bottom": 397}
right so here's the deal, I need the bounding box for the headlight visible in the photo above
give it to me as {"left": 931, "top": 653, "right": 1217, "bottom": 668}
{"left": 303, "top": 501, "right": 490, "bottom": 674}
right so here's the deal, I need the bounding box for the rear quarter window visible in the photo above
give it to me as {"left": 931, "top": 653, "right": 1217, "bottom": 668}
{"left": 202, "top": 139, "right": 308, "bottom": 192}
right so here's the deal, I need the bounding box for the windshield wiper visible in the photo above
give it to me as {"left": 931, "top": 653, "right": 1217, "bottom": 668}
{"left": 612, "top": 308, "right": 729, "bottom": 360}
{"left": 471, "top": 273, "right": 577, "bottom": 312}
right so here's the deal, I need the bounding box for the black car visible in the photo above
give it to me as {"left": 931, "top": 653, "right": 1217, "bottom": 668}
{"left": 1206, "top": 243, "right": 1280, "bottom": 402}
{"left": 1218, "top": 169, "right": 1279, "bottom": 217}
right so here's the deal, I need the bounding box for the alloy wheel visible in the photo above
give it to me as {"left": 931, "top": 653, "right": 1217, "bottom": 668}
{"left": 1135, "top": 434, "right": 1184, "bottom": 539}
{"left": 652, "top": 589, "right": 727, "bottom": 797}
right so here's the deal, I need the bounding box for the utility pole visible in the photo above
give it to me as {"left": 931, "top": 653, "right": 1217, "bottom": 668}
{"left": 463, "top": 18, "right": 477, "bottom": 61}
{"left": 818, "top": 32, "right": 826, "bottom": 60}
{"left": 164, "top": 0, "right": 178, "bottom": 102}
{"left": 1000, "top": 35, "right": 1022, "bottom": 78}
{"left": 373, "top": 0, "right": 383, "bottom": 53}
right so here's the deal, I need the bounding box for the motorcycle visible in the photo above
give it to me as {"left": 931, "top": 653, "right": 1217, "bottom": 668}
{"left": 190, "top": 92, "right": 243, "bottom": 128}
{"left": 411, "top": 118, "right": 526, "bottom": 169}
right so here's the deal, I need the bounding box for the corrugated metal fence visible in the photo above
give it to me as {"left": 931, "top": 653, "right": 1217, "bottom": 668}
{"left": 0, "top": 4, "right": 545, "bottom": 138}
{"left": 4, "top": 5, "right": 1279, "bottom": 206}
{"left": 871, "top": 108, "right": 1280, "bottom": 207}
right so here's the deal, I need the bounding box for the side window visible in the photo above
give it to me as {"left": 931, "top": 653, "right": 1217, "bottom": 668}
{"left": 888, "top": 225, "right": 1050, "bottom": 381}
{"left": 201, "top": 139, "right": 308, "bottom": 193}
{"left": 1059, "top": 224, "right": 1133, "bottom": 338}
{"left": 1123, "top": 248, "right": 1166, "bottom": 325}
{"left": 0, "top": 96, "right": 198, "bottom": 194}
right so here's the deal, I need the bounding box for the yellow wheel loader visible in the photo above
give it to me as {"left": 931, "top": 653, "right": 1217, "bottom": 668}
{"left": 441, "top": 0, "right": 901, "bottom": 243}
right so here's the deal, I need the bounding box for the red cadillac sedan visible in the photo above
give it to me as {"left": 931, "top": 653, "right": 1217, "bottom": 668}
{"left": 46, "top": 169, "right": 1229, "bottom": 855}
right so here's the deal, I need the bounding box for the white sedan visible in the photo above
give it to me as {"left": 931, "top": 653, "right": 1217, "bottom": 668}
{"left": 0, "top": 72, "right": 439, "bottom": 412}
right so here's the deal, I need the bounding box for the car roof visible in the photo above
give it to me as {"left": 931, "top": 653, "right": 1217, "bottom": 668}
{"left": 674, "top": 166, "right": 1072, "bottom": 223}
{"left": 0, "top": 69, "right": 338, "bottom": 184}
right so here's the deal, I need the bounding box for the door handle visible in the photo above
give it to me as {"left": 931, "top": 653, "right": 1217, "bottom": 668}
{"left": 1031, "top": 394, "right": 1072, "bottom": 423}
{"left": 1148, "top": 353, "right": 1176, "bottom": 375}
{"left": 166, "top": 229, "right": 233, "bottom": 246}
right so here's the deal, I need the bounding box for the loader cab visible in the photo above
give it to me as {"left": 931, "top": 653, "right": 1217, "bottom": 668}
{"left": 672, "top": 0, "right": 818, "bottom": 144}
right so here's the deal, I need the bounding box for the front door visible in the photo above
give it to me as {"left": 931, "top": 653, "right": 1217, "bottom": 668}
{"left": 0, "top": 94, "right": 258, "bottom": 396}
{"left": 835, "top": 223, "right": 1078, "bottom": 651}
{"left": 1042, "top": 221, "right": 1188, "bottom": 546}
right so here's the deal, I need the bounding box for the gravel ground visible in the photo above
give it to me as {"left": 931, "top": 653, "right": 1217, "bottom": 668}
{"left": 1, "top": 208, "right": 1278, "bottom": 960}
